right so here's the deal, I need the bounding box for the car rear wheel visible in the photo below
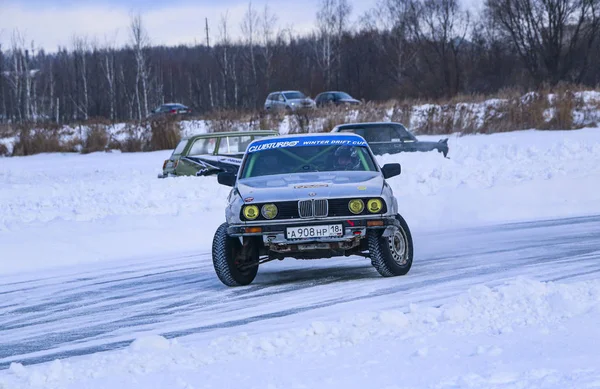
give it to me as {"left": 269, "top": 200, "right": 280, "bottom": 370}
{"left": 212, "top": 223, "right": 259, "bottom": 286}
{"left": 368, "top": 214, "right": 413, "bottom": 277}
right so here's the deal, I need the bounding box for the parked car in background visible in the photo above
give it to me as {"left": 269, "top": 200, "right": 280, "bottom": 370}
{"left": 314, "top": 91, "right": 361, "bottom": 107}
{"left": 264, "top": 91, "right": 316, "bottom": 112}
{"left": 331, "top": 122, "right": 449, "bottom": 157}
{"left": 158, "top": 130, "right": 278, "bottom": 178}
{"left": 149, "top": 103, "right": 191, "bottom": 118}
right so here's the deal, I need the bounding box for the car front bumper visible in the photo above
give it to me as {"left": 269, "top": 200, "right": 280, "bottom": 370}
{"left": 227, "top": 216, "right": 397, "bottom": 253}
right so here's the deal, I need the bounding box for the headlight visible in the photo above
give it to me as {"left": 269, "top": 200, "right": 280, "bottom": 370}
{"left": 367, "top": 199, "right": 383, "bottom": 213}
{"left": 348, "top": 199, "right": 365, "bottom": 214}
{"left": 261, "top": 203, "right": 278, "bottom": 219}
{"left": 243, "top": 205, "right": 259, "bottom": 220}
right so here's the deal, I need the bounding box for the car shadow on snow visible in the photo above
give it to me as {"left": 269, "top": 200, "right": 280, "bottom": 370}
{"left": 250, "top": 260, "right": 382, "bottom": 288}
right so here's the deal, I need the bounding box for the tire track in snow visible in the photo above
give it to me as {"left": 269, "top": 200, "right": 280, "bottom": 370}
{"left": 1, "top": 215, "right": 600, "bottom": 369}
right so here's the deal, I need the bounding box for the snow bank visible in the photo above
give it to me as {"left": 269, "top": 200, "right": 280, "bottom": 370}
{"left": 1, "top": 127, "right": 600, "bottom": 274}
{"left": 2, "top": 278, "right": 599, "bottom": 388}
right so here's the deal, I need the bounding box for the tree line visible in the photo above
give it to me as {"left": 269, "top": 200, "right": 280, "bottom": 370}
{"left": 1, "top": 0, "right": 599, "bottom": 124}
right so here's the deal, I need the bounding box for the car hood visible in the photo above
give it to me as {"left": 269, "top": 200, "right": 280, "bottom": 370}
{"left": 237, "top": 171, "right": 384, "bottom": 202}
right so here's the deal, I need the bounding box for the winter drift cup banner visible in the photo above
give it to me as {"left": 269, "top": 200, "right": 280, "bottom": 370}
{"left": 247, "top": 135, "right": 368, "bottom": 153}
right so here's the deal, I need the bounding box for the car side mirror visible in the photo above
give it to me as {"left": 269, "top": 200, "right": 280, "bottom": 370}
{"left": 217, "top": 172, "right": 237, "bottom": 187}
{"left": 381, "top": 163, "right": 401, "bottom": 179}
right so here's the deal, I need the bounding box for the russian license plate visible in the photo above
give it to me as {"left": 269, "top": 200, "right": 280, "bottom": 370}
{"left": 286, "top": 224, "right": 343, "bottom": 239}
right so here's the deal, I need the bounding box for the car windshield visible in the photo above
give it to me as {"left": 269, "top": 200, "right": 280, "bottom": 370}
{"left": 240, "top": 144, "right": 377, "bottom": 178}
{"left": 334, "top": 92, "right": 352, "bottom": 99}
{"left": 283, "top": 92, "right": 305, "bottom": 100}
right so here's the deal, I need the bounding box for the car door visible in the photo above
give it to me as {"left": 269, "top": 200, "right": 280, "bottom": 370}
{"left": 276, "top": 93, "right": 286, "bottom": 110}
{"left": 265, "top": 94, "right": 275, "bottom": 110}
{"left": 392, "top": 125, "right": 418, "bottom": 153}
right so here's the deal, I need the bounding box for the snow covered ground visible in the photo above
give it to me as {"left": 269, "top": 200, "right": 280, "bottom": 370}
{"left": 2, "top": 127, "right": 600, "bottom": 274}
{"left": 1, "top": 127, "right": 600, "bottom": 388}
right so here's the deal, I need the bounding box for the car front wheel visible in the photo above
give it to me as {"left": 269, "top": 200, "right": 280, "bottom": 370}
{"left": 212, "top": 223, "right": 259, "bottom": 286}
{"left": 368, "top": 214, "right": 413, "bottom": 277}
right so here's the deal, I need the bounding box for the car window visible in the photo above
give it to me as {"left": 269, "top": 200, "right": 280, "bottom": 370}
{"left": 172, "top": 139, "right": 188, "bottom": 155}
{"left": 283, "top": 92, "right": 305, "bottom": 100}
{"left": 334, "top": 92, "right": 352, "bottom": 100}
{"left": 358, "top": 126, "right": 392, "bottom": 143}
{"left": 277, "top": 94, "right": 285, "bottom": 102}
{"left": 267, "top": 93, "right": 275, "bottom": 101}
{"left": 393, "top": 124, "right": 417, "bottom": 142}
{"left": 219, "top": 136, "right": 253, "bottom": 154}
{"left": 338, "top": 128, "right": 366, "bottom": 139}
{"left": 188, "top": 137, "right": 217, "bottom": 155}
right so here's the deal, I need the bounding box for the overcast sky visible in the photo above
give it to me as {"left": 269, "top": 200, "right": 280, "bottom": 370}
{"left": 0, "top": 0, "right": 481, "bottom": 52}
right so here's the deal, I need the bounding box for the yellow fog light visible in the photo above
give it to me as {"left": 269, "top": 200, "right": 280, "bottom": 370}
{"left": 243, "top": 205, "right": 259, "bottom": 220}
{"left": 367, "top": 199, "right": 383, "bottom": 213}
{"left": 261, "top": 203, "right": 278, "bottom": 219}
{"left": 348, "top": 199, "right": 365, "bottom": 214}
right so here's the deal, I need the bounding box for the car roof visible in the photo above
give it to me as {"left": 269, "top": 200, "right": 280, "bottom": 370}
{"left": 334, "top": 121, "right": 405, "bottom": 128}
{"left": 247, "top": 131, "right": 367, "bottom": 145}
{"left": 181, "top": 130, "right": 278, "bottom": 141}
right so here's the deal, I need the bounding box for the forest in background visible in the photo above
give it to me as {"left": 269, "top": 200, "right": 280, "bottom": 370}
{"left": 1, "top": 0, "right": 600, "bottom": 125}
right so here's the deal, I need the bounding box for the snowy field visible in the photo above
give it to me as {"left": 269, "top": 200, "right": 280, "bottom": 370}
{"left": 1, "top": 127, "right": 600, "bottom": 388}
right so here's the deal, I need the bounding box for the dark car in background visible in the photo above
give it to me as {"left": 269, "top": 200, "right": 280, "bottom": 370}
{"left": 149, "top": 103, "right": 191, "bottom": 118}
{"left": 332, "top": 122, "right": 449, "bottom": 157}
{"left": 315, "top": 91, "right": 361, "bottom": 107}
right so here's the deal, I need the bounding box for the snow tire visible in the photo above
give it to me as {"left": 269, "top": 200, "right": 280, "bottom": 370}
{"left": 368, "top": 214, "right": 413, "bottom": 277}
{"left": 212, "top": 223, "right": 259, "bottom": 286}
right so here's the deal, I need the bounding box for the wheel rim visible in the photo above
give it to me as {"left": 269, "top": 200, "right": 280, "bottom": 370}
{"left": 387, "top": 228, "right": 408, "bottom": 266}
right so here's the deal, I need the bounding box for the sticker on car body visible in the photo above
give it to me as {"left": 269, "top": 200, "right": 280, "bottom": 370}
{"left": 247, "top": 135, "right": 368, "bottom": 153}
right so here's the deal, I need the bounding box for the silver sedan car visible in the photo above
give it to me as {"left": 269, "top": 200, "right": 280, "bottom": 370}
{"left": 213, "top": 133, "right": 413, "bottom": 286}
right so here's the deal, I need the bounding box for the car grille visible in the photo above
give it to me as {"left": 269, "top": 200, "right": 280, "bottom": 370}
{"left": 298, "top": 199, "right": 328, "bottom": 218}
{"left": 240, "top": 198, "right": 386, "bottom": 221}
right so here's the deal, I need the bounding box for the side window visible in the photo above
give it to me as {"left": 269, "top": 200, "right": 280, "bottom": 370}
{"left": 219, "top": 136, "right": 253, "bottom": 154}
{"left": 363, "top": 127, "right": 392, "bottom": 143}
{"left": 267, "top": 93, "right": 275, "bottom": 101}
{"left": 277, "top": 94, "right": 285, "bottom": 102}
{"left": 340, "top": 128, "right": 366, "bottom": 139}
{"left": 393, "top": 125, "right": 415, "bottom": 142}
{"left": 189, "top": 137, "right": 217, "bottom": 155}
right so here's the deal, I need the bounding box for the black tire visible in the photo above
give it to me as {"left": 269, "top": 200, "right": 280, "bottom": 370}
{"left": 368, "top": 214, "right": 413, "bottom": 277}
{"left": 212, "top": 223, "right": 259, "bottom": 286}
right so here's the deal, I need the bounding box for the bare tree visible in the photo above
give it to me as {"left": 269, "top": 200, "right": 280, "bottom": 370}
{"left": 130, "top": 13, "right": 151, "bottom": 120}
{"left": 99, "top": 38, "right": 117, "bottom": 121}
{"left": 259, "top": 4, "right": 279, "bottom": 92}
{"left": 366, "top": 0, "right": 419, "bottom": 91}
{"left": 315, "top": 0, "right": 352, "bottom": 88}
{"left": 240, "top": 2, "right": 261, "bottom": 107}
{"left": 485, "top": 0, "right": 600, "bottom": 85}
{"left": 72, "top": 36, "right": 90, "bottom": 120}
{"left": 410, "top": 0, "right": 470, "bottom": 96}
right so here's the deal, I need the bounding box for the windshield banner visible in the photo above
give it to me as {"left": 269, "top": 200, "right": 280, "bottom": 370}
{"left": 247, "top": 135, "right": 368, "bottom": 153}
